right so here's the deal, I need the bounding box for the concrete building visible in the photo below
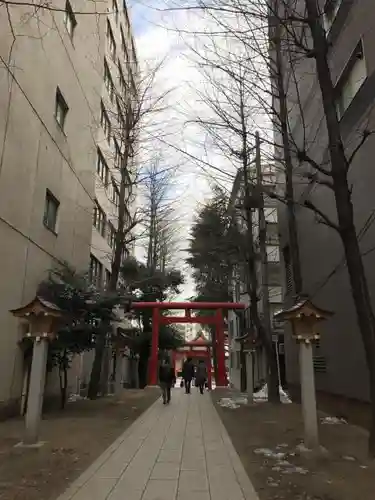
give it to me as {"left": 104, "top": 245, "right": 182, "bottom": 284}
{"left": 227, "top": 169, "right": 284, "bottom": 392}
{"left": 90, "top": 0, "right": 138, "bottom": 286}
{"left": 0, "top": 0, "right": 137, "bottom": 415}
{"left": 275, "top": 0, "right": 375, "bottom": 403}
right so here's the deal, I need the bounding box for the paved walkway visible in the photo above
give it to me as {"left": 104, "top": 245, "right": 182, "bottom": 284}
{"left": 57, "top": 388, "right": 259, "bottom": 500}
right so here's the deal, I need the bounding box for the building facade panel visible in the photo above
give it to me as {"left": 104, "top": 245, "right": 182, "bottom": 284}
{"left": 277, "top": 0, "right": 375, "bottom": 401}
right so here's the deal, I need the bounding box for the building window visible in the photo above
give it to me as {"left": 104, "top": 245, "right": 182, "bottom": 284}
{"left": 266, "top": 222, "right": 279, "bottom": 245}
{"left": 97, "top": 148, "right": 109, "bottom": 186}
{"left": 43, "top": 190, "right": 59, "bottom": 233}
{"left": 266, "top": 245, "right": 280, "bottom": 262}
{"left": 116, "top": 98, "right": 125, "bottom": 131}
{"left": 118, "top": 61, "right": 127, "bottom": 96}
{"left": 55, "top": 87, "right": 68, "bottom": 130}
{"left": 121, "top": 246, "right": 129, "bottom": 264}
{"left": 104, "top": 269, "right": 112, "bottom": 289}
{"left": 336, "top": 41, "right": 367, "bottom": 119}
{"left": 107, "top": 221, "right": 116, "bottom": 248}
{"left": 100, "top": 101, "right": 111, "bottom": 143}
{"left": 106, "top": 20, "right": 116, "bottom": 60}
{"left": 90, "top": 254, "right": 103, "bottom": 287}
{"left": 104, "top": 60, "right": 115, "bottom": 102}
{"left": 114, "top": 139, "right": 121, "bottom": 168}
{"left": 111, "top": 178, "right": 120, "bottom": 206}
{"left": 112, "top": 0, "right": 119, "bottom": 23}
{"left": 64, "top": 0, "right": 77, "bottom": 39}
{"left": 323, "top": 0, "right": 342, "bottom": 33}
{"left": 93, "top": 201, "right": 106, "bottom": 236}
{"left": 120, "top": 27, "right": 128, "bottom": 60}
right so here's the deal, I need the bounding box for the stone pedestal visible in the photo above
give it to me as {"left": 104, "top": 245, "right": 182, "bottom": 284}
{"left": 299, "top": 342, "right": 319, "bottom": 449}
{"left": 24, "top": 339, "right": 49, "bottom": 444}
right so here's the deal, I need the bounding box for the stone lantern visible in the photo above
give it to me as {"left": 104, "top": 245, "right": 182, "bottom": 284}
{"left": 10, "top": 296, "right": 63, "bottom": 446}
{"left": 274, "top": 297, "right": 333, "bottom": 449}
{"left": 235, "top": 328, "right": 260, "bottom": 405}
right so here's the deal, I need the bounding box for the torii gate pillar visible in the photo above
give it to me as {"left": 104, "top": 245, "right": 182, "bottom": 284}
{"left": 215, "top": 308, "right": 227, "bottom": 387}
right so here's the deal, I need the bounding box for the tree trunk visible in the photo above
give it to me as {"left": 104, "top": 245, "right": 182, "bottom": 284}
{"left": 240, "top": 343, "right": 247, "bottom": 392}
{"left": 239, "top": 95, "right": 280, "bottom": 402}
{"left": 272, "top": 19, "right": 303, "bottom": 294}
{"left": 59, "top": 352, "right": 68, "bottom": 410}
{"left": 88, "top": 134, "right": 131, "bottom": 399}
{"left": 210, "top": 328, "right": 219, "bottom": 382}
{"left": 305, "top": 0, "right": 375, "bottom": 454}
{"left": 138, "top": 354, "right": 148, "bottom": 389}
{"left": 88, "top": 333, "right": 106, "bottom": 399}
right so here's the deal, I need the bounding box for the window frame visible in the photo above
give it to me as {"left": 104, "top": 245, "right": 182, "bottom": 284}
{"left": 118, "top": 60, "right": 127, "bottom": 96}
{"left": 107, "top": 221, "right": 116, "bottom": 248}
{"left": 96, "top": 148, "right": 109, "bottom": 186}
{"left": 104, "top": 59, "right": 115, "bottom": 103}
{"left": 335, "top": 40, "right": 367, "bottom": 120}
{"left": 111, "top": 177, "right": 120, "bottom": 206}
{"left": 100, "top": 101, "right": 111, "bottom": 144}
{"left": 55, "top": 87, "right": 69, "bottom": 131}
{"left": 114, "top": 138, "right": 122, "bottom": 169}
{"left": 90, "top": 254, "right": 103, "bottom": 287}
{"left": 106, "top": 20, "right": 116, "bottom": 60}
{"left": 64, "top": 0, "right": 77, "bottom": 40}
{"left": 43, "top": 189, "right": 60, "bottom": 233}
{"left": 93, "top": 200, "right": 106, "bottom": 237}
{"left": 323, "top": 0, "right": 343, "bottom": 33}
{"left": 116, "top": 97, "right": 125, "bottom": 132}
{"left": 112, "top": 0, "right": 119, "bottom": 23}
{"left": 104, "top": 268, "right": 112, "bottom": 289}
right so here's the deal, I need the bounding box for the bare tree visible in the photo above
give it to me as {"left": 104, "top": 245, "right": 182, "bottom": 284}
{"left": 169, "top": 0, "right": 375, "bottom": 454}
{"left": 182, "top": 34, "right": 281, "bottom": 401}
{"left": 88, "top": 60, "right": 176, "bottom": 399}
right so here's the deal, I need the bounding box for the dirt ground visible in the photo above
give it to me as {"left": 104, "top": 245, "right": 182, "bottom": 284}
{"left": 212, "top": 389, "right": 375, "bottom": 500}
{"left": 0, "top": 389, "right": 159, "bottom": 500}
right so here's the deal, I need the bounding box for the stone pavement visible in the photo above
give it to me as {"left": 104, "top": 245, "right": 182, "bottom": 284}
{"left": 57, "top": 388, "right": 259, "bottom": 500}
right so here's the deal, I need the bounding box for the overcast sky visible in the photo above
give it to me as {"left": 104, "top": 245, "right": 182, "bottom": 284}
{"left": 130, "top": 1, "right": 215, "bottom": 300}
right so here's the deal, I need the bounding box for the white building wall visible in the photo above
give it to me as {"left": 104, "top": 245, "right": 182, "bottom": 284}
{"left": 91, "top": 1, "right": 138, "bottom": 280}
{"left": 0, "top": 0, "right": 105, "bottom": 413}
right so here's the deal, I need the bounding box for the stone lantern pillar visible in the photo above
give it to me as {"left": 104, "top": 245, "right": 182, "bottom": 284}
{"left": 274, "top": 298, "right": 333, "bottom": 450}
{"left": 10, "top": 296, "right": 63, "bottom": 446}
{"left": 235, "top": 330, "right": 259, "bottom": 405}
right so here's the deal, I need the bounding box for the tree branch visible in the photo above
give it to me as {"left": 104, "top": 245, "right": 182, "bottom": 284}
{"left": 304, "top": 200, "right": 340, "bottom": 232}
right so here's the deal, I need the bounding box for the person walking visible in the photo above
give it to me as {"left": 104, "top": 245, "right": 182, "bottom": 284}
{"left": 195, "top": 360, "right": 208, "bottom": 395}
{"left": 182, "top": 357, "right": 195, "bottom": 394}
{"left": 159, "top": 358, "right": 176, "bottom": 405}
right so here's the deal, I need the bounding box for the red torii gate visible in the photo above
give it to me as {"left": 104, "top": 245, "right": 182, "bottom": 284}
{"left": 132, "top": 302, "right": 245, "bottom": 387}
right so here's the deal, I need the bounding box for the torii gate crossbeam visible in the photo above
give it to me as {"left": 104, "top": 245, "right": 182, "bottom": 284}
{"left": 132, "top": 301, "right": 245, "bottom": 387}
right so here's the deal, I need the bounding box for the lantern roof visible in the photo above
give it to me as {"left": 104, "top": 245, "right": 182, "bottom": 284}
{"left": 274, "top": 297, "right": 333, "bottom": 321}
{"left": 10, "top": 295, "right": 63, "bottom": 319}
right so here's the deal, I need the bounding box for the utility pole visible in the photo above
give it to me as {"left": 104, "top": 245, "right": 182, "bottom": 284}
{"left": 255, "top": 132, "right": 276, "bottom": 385}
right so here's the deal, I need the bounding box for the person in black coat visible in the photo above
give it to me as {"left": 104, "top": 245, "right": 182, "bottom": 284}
{"left": 182, "top": 357, "right": 195, "bottom": 394}
{"left": 159, "top": 358, "right": 176, "bottom": 404}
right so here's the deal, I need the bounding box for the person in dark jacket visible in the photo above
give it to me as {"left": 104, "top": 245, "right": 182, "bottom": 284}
{"left": 182, "top": 357, "right": 195, "bottom": 394}
{"left": 195, "top": 360, "right": 208, "bottom": 395}
{"left": 159, "top": 358, "right": 176, "bottom": 404}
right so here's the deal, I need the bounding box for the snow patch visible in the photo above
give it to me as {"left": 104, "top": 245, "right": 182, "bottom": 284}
{"left": 321, "top": 416, "right": 347, "bottom": 425}
{"left": 67, "top": 394, "right": 85, "bottom": 403}
{"left": 254, "top": 446, "right": 309, "bottom": 475}
{"left": 217, "top": 398, "right": 240, "bottom": 409}
{"left": 253, "top": 384, "right": 292, "bottom": 404}
{"left": 254, "top": 448, "right": 286, "bottom": 459}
